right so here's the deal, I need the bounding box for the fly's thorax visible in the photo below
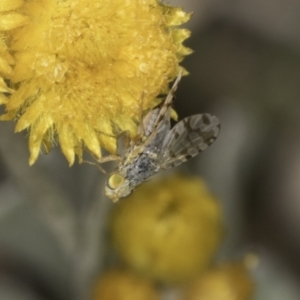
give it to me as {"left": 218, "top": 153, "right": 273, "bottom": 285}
{"left": 124, "top": 152, "right": 159, "bottom": 186}
{"left": 105, "top": 171, "right": 132, "bottom": 202}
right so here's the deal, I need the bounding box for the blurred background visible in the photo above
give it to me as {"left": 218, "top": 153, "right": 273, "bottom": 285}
{"left": 1, "top": 0, "right": 300, "bottom": 299}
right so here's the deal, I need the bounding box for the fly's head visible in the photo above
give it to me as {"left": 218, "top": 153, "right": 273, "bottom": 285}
{"left": 104, "top": 170, "right": 132, "bottom": 202}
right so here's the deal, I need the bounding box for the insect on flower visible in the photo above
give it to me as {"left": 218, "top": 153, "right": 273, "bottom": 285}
{"left": 97, "top": 71, "right": 220, "bottom": 202}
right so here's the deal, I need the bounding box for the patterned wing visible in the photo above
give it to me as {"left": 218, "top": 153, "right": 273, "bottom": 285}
{"left": 138, "top": 107, "right": 161, "bottom": 137}
{"left": 158, "top": 114, "right": 220, "bottom": 169}
{"left": 136, "top": 72, "right": 182, "bottom": 150}
{"left": 147, "top": 71, "right": 182, "bottom": 138}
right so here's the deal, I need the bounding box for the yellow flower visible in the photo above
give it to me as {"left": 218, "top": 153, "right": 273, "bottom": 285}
{"left": 183, "top": 261, "right": 255, "bottom": 300}
{"left": 109, "top": 174, "right": 224, "bottom": 284}
{"left": 93, "top": 268, "right": 159, "bottom": 300}
{"left": 0, "top": 0, "right": 192, "bottom": 165}
{"left": 0, "top": 32, "right": 14, "bottom": 100}
{"left": 0, "top": 1, "right": 28, "bottom": 102}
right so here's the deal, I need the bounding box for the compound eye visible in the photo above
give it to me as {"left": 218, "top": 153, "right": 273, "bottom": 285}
{"left": 107, "top": 174, "right": 125, "bottom": 190}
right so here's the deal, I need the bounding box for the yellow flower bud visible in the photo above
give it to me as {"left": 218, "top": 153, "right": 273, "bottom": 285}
{"left": 183, "top": 261, "right": 254, "bottom": 300}
{"left": 93, "top": 268, "right": 159, "bottom": 300}
{"left": 109, "top": 174, "right": 224, "bottom": 284}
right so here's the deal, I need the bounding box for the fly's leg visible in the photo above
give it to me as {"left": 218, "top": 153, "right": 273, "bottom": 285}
{"left": 96, "top": 154, "right": 121, "bottom": 163}
{"left": 82, "top": 160, "right": 107, "bottom": 173}
{"left": 116, "top": 130, "right": 131, "bottom": 155}
{"left": 83, "top": 154, "right": 121, "bottom": 174}
{"left": 138, "top": 92, "right": 146, "bottom": 136}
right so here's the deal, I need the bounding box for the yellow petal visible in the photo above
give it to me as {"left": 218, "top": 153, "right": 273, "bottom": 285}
{"left": 6, "top": 80, "right": 40, "bottom": 111}
{"left": 10, "top": 52, "right": 36, "bottom": 82}
{"left": 0, "top": 109, "right": 17, "bottom": 120}
{"left": 14, "top": 92, "right": 52, "bottom": 132}
{"left": 172, "top": 28, "right": 191, "bottom": 44}
{"left": 0, "top": 92, "right": 8, "bottom": 104}
{"left": 28, "top": 115, "right": 54, "bottom": 165}
{"left": 95, "top": 119, "right": 117, "bottom": 155}
{"left": 177, "top": 44, "right": 193, "bottom": 56}
{"left": 0, "top": 0, "right": 24, "bottom": 13}
{"left": 163, "top": 6, "right": 192, "bottom": 26}
{"left": 0, "top": 48, "right": 14, "bottom": 64}
{"left": 57, "top": 124, "right": 76, "bottom": 166}
{"left": 0, "top": 55, "right": 12, "bottom": 76}
{"left": 0, "top": 13, "right": 28, "bottom": 31}
{"left": 72, "top": 122, "right": 101, "bottom": 158}
{"left": 0, "top": 77, "right": 14, "bottom": 93}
